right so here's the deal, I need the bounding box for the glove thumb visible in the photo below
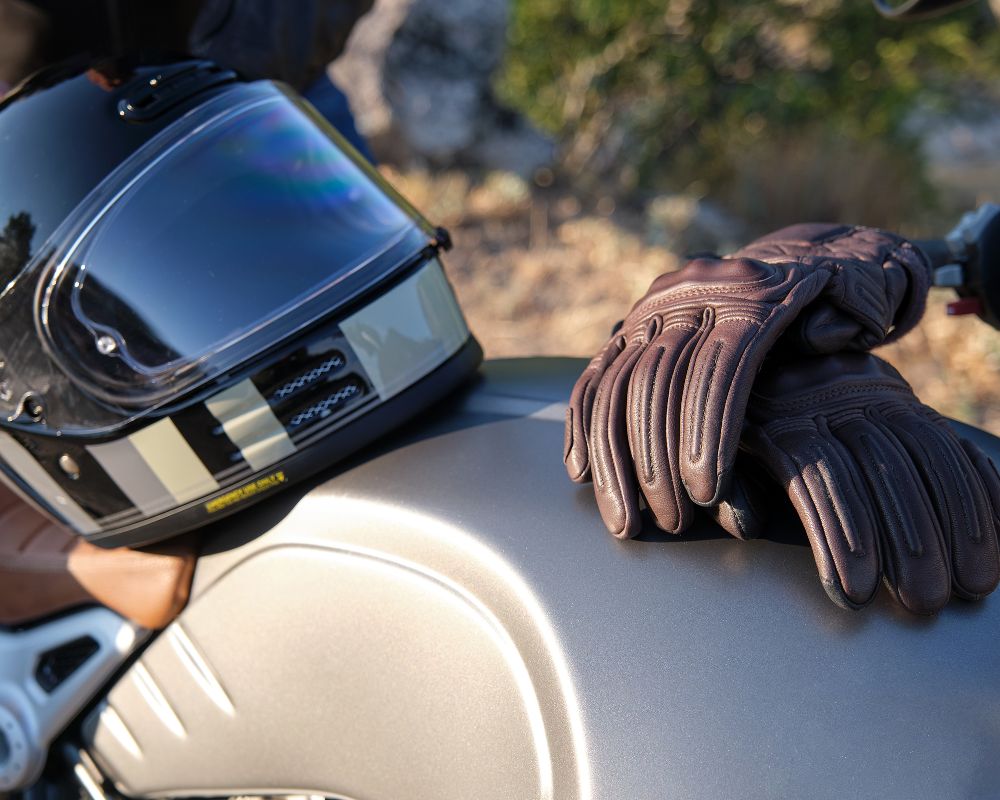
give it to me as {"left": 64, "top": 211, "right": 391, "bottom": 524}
{"left": 708, "top": 457, "right": 770, "bottom": 540}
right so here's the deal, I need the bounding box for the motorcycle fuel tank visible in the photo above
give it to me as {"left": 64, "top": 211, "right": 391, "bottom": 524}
{"left": 83, "top": 358, "right": 1000, "bottom": 800}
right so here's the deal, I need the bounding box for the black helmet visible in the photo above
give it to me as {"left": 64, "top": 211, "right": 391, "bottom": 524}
{"left": 0, "top": 58, "right": 480, "bottom": 547}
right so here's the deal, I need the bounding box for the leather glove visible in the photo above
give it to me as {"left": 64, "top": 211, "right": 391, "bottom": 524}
{"left": 713, "top": 353, "right": 1000, "bottom": 614}
{"left": 564, "top": 223, "right": 931, "bottom": 539}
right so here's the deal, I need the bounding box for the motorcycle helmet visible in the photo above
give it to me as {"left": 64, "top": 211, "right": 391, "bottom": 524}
{"left": 0, "top": 58, "right": 481, "bottom": 547}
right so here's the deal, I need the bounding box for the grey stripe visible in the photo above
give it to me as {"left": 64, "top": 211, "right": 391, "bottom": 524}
{"left": 87, "top": 438, "right": 173, "bottom": 517}
{"left": 205, "top": 379, "right": 296, "bottom": 471}
{"left": 0, "top": 432, "right": 98, "bottom": 534}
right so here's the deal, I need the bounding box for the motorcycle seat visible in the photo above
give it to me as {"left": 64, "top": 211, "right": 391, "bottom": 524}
{"left": 0, "top": 484, "right": 196, "bottom": 629}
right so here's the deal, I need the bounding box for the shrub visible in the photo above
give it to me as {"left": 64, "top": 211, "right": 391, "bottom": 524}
{"left": 499, "top": 0, "right": 1000, "bottom": 227}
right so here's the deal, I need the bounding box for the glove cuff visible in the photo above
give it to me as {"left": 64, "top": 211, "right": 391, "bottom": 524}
{"left": 883, "top": 238, "right": 932, "bottom": 344}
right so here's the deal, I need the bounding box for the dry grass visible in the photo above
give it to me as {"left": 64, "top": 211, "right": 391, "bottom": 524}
{"left": 881, "top": 292, "right": 1000, "bottom": 434}
{"left": 382, "top": 166, "right": 1000, "bottom": 435}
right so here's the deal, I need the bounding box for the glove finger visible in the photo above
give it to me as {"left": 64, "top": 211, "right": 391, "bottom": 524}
{"left": 626, "top": 323, "right": 700, "bottom": 533}
{"left": 679, "top": 270, "right": 831, "bottom": 506}
{"left": 961, "top": 437, "right": 1000, "bottom": 518}
{"left": 709, "top": 456, "right": 770, "bottom": 541}
{"left": 954, "top": 438, "right": 1000, "bottom": 598}
{"left": 747, "top": 422, "right": 882, "bottom": 609}
{"left": 565, "top": 335, "right": 625, "bottom": 483}
{"left": 837, "top": 413, "right": 951, "bottom": 614}
{"left": 813, "top": 262, "right": 897, "bottom": 351}
{"left": 792, "top": 261, "right": 899, "bottom": 353}
{"left": 591, "top": 341, "right": 647, "bottom": 539}
{"left": 884, "top": 411, "right": 999, "bottom": 600}
{"left": 678, "top": 309, "right": 759, "bottom": 507}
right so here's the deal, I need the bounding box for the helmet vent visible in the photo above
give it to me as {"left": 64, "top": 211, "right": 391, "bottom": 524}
{"left": 287, "top": 377, "right": 366, "bottom": 430}
{"left": 271, "top": 354, "right": 346, "bottom": 403}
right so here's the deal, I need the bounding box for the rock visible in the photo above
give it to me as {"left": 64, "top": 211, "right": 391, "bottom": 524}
{"left": 330, "top": 0, "right": 554, "bottom": 175}
{"left": 0, "top": 0, "right": 48, "bottom": 90}
{"left": 327, "top": 0, "right": 408, "bottom": 142}
{"left": 907, "top": 103, "right": 1000, "bottom": 205}
{"left": 645, "top": 194, "right": 747, "bottom": 256}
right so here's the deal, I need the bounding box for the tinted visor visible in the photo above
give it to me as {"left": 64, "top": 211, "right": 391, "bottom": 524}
{"left": 34, "top": 82, "right": 429, "bottom": 413}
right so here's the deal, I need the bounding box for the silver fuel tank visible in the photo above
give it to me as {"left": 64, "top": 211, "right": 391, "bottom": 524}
{"left": 83, "top": 358, "right": 1000, "bottom": 800}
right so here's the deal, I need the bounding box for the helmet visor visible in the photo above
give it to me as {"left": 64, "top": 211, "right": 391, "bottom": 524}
{"left": 27, "top": 82, "right": 431, "bottom": 418}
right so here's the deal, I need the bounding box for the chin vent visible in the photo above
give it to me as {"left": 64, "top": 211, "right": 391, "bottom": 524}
{"left": 271, "top": 353, "right": 347, "bottom": 403}
{"left": 287, "top": 377, "right": 367, "bottom": 431}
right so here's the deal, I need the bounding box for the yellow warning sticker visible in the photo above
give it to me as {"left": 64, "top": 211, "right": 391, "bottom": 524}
{"left": 205, "top": 471, "right": 287, "bottom": 514}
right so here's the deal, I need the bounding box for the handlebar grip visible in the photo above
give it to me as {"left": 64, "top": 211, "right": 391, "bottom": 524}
{"left": 914, "top": 239, "right": 954, "bottom": 270}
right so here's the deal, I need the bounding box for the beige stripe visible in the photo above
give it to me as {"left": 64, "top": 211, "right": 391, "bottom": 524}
{"left": 205, "top": 379, "right": 296, "bottom": 471}
{"left": 342, "top": 259, "right": 469, "bottom": 399}
{"left": 0, "top": 432, "right": 98, "bottom": 534}
{"left": 88, "top": 437, "right": 172, "bottom": 516}
{"left": 128, "top": 419, "right": 218, "bottom": 505}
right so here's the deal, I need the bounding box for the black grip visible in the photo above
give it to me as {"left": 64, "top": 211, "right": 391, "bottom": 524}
{"left": 914, "top": 239, "right": 954, "bottom": 270}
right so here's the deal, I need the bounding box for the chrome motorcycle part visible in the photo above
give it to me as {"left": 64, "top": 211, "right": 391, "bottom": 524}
{"left": 0, "top": 703, "right": 31, "bottom": 791}
{"left": 0, "top": 607, "right": 142, "bottom": 791}
{"left": 82, "top": 358, "right": 1000, "bottom": 800}
{"left": 944, "top": 203, "right": 1000, "bottom": 326}
{"left": 65, "top": 744, "right": 114, "bottom": 800}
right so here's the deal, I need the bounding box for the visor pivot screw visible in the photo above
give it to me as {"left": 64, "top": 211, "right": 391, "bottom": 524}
{"left": 24, "top": 395, "right": 44, "bottom": 421}
{"left": 96, "top": 336, "right": 117, "bottom": 355}
{"left": 58, "top": 454, "right": 80, "bottom": 481}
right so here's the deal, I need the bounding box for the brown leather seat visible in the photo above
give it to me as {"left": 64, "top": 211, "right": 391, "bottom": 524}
{"left": 0, "top": 484, "right": 197, "bottom": 629}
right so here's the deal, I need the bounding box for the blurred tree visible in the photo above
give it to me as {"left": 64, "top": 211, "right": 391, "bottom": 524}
{"left": 499, "top": 0, "right": 1000, "bottom": 228}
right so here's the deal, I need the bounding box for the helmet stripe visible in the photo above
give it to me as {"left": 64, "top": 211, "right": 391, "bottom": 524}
{"left": 205, "top": 379, "right": 297, "bottom": 472}
{"left": 88, "top": 419, "right": 219, "bottom": 515}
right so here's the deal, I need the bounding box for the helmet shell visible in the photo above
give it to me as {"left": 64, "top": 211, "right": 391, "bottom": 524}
{"left": 0, "top": 59, "right": 480, "bottom": 546}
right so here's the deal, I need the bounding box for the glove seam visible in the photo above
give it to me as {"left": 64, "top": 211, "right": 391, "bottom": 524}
{"left": 755, "top": 381, "right": 910, "bottom": 412}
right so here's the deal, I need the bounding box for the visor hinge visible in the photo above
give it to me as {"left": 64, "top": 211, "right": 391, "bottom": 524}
{"left": 118, "top": 61, "right": 237, "bottom": 122}
{"left": 433, "top": 226, "right": 453, "bottom": 252}
{"left": 8, "top": 392, "right": 45, "bottom": 425}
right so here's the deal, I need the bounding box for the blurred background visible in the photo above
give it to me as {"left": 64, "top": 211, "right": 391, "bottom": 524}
{"left": 3, "top": 0, "right": 999, "bottom": 430}
{"left": 329, "top": 0, "right": 1000, "bottom": 432}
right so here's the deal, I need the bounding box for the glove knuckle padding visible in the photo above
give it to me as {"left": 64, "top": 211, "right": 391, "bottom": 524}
{"left": 650, "top": 255, "right": 777, "bottom": 291}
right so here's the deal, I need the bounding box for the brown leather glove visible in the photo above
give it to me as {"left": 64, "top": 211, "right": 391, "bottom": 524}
{"left": 564, "top": 223, "right": 931, "bottom": 539}
{"left": 713, "top": 353, "right": 1000, "bottom": 614}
